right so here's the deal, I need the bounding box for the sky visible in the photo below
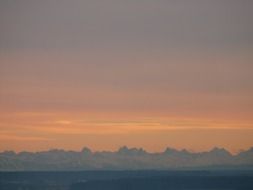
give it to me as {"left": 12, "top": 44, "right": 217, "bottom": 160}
{"left": 0, "top": 0, "right": 253, "bottom": 153}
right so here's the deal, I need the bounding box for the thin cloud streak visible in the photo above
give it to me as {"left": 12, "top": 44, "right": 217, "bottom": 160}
{"left": 0, "top": 133, "right": 53, "bottom": 141}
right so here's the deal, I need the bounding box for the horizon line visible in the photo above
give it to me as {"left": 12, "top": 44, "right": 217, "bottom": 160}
{"left": 1, "top": 145, "right": 253, "bottom": 155}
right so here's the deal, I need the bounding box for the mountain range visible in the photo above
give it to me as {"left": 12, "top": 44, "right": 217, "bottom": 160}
{"left": 0, "top": 147, "right": 252, "bottom": 171}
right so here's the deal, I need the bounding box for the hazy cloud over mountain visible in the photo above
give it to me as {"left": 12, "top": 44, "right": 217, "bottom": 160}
{"left": 0, "top": 147, "right": 252, "bottom": 171}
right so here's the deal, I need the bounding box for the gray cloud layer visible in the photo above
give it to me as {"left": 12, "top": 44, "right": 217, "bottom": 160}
{"left": 1, "top": 0, "right": 252, "bottom": 50}
{"left": 0, "top": 1, "right": 252, "bottom": 116}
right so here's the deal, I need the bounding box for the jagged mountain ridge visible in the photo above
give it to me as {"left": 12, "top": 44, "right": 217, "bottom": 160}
{"left": 0, "top": 146, "right": 252, "bottom": 171}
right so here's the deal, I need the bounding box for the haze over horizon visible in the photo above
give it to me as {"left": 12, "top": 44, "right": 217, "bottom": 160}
{"left": 1, "top": 1, "right": 253, "bottom": 153}
{"left": 1, "top": 145, "right": 253, "bottom": 171}
{"left": 1, "top": 145, "right": 253, "bottom": 155}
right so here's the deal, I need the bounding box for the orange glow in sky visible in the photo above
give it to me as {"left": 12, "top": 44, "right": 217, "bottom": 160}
{"left": 0, "top": 1, "right": 253, "bottom": 153}
{"left": 0, "top": 110, "right": 253, "bottom": 153}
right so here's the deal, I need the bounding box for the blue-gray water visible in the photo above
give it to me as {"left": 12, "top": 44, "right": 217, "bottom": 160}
{"left": 0, "top": 170, "right": 253, "bottom": 190}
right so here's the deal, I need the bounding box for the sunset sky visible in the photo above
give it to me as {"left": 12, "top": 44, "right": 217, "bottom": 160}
{"left": 0, "top": 1, "right": 253, "bottom": 153}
